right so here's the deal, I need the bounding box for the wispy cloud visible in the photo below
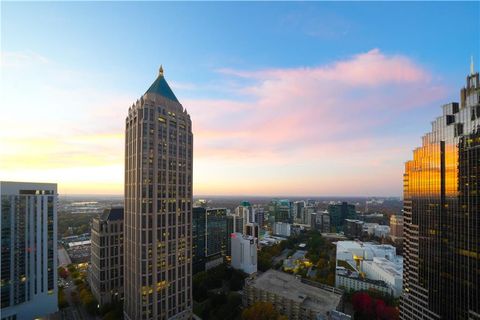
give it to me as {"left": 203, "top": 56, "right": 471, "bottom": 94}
{"left": 189, "top": 49, "right": 448, "bottom": 195}
{"left": 1, "top": 49, "right": 449, "bottom": 196}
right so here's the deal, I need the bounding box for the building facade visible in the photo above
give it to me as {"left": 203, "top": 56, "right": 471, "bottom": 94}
{"left": 0, "top": 182, "right": 58, "bottom": 320}
{"left": 269, "top": 199, "right": 292, "bottom": 223}
{"left": 192, "top": 207, "right": 228, "bottom": 273}
{"left": 401, "top": 69, "right": 480, "bottom": 320}
{"left": 226, "top": 213, "right": 244, "bottom": 257}
{"left": 273, "top": 222, "right": 291, "bottom": 237}
{"left": 328, "top": 202, "right": 356, "bottom": 232}
{"left": 192, "top": 207, "right": 206, "bottom": 274}
{"left": 231, "top": 233, "right": 257, "bottom": 274}
{"left": 89, "top": 207, "right": 124, "bottom": 306}
{"left": 124, "top": 67, "right": 193, "bottom": 320}
{"left": 335, "top": 272, "right": 392, "bottom": 296}
{"left": 389, "top": 215, "right": 404, "bottom": 241}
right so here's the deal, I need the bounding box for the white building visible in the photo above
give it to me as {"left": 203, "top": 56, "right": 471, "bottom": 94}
{"left": 362, "top": 223, "right": 379, "bottom": 235}
{"left": 0, "top": 182, "right": 58, "bottom": 320}
{"left": 374, "top": 225, "right": 390, "bottom": 238}
{"left": 231, "top": 233, "right": 257, "bottom": 274}
{"left": 335, "top": 241, "right": 402, "bottom": 296}
{"left": 335, "top": 267, "right": 392, "bottom": 296}
{"left": 362, "top": 257, "right": 403, "bottom": 297}
{"left": 273, "top": 222, "right": 291, "bottom": 237}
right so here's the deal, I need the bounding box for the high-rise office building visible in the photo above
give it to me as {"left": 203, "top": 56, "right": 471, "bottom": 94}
{"left": 124, "top": 67, "right": 193, "bottom": 320}
{"left": 269, "top": 199, "right": 292, "bottom": 223}
{"left": 226, "top": 213, "right": 244, "bottom": 257}
{"left": 328, "top": 202, "right": 356, "bottom": 232}
{"left": 0, "top": 181, "right": 58, "bottom": 320}
{"left": 235, "top": 201, "right": 253, "bottom": 233}
{"left": 89, "top": 207, "right": 124, "bottom": 306}
{"left": 192, "top": 207, "right": 228, "bottom": 273}
{"left": 192, "top": 207, "right": 206, "bottom": 274}
{"left": 254, "top": 207, "right": 265, "bottom": 229}
{"left": 401, "top": 68, "right": 480, "bottom": 319}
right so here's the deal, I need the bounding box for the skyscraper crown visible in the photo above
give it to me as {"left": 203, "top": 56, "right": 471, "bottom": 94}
{"left": 145, "top": 65, "right": 179, "bottom": 103}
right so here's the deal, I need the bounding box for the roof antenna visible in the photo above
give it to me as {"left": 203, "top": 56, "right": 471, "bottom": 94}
{"left": 159, "top": 65, "right": 164, "bottom": 77}
{"left": 471, "top": 56, "right": 474, "bottom": 75}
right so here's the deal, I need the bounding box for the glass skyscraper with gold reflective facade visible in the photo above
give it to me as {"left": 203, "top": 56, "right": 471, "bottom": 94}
{"left": 401, "top": 66, "right": 480, "bottom": 320}
{"left": 124, "top": 67, "right": 193, "bottom": 320}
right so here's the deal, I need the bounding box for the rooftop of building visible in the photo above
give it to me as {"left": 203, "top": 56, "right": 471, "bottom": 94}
{"left": 246, "top": 270, "right": 342, "bottom": 315}
{"left": 363, "top": 257, "right": 403, "bottom": 278}
{"left": 145, "top": 66, "right": 179, "bottom": 103}
{"left": 100, "top": 207, "right": 124, "bottom": 221}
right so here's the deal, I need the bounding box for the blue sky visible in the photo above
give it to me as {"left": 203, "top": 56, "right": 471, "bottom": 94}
{"left": 1, "top": 2, "right": 479, "bottom": 196}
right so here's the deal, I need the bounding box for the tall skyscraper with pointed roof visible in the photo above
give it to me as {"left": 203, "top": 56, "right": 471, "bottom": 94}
{"left": 401, "top": 67, "right": 480, "bottom": 319}
{"left": 124, "top": 67, "right": 193, "bottom": 319}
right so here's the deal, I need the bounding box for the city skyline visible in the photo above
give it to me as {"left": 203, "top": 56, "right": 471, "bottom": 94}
{"left": 1, "top": 2, "right": 479, "bottom": 196}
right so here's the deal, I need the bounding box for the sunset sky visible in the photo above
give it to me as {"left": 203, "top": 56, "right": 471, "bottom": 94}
{"left": 1, "top": 2, "right": 479, "bottom": 196}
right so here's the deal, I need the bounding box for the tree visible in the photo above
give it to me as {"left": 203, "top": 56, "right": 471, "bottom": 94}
{"left": 58, "top": 266, "right": 69, "bottom": 279}
{"left": 58, "top": 288, "right": 69, "bottom": 309}
{"left": 242, "top": 301, "right": 285, "bottom": 320}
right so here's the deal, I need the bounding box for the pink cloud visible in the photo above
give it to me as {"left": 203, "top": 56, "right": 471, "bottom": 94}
{"left": 188, "top": 49, "right": 449, "bottom": 195}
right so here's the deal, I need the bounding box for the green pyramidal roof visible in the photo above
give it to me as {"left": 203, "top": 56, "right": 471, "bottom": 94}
{"left": 145, "top": 67, "right": 179, "bottom": 103}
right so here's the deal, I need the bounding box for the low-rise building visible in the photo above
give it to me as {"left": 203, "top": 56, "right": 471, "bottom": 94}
{"left": 243, "top": 270, "right": 344, "bottom": 320}
{"left": 335, "top": 267, "right": 392, "bottom": 295}
{"left": 361, "top": 257, "right": 403, "bottom": 297}
{"left": 273, "top": 222, "right": 291, "bottom": 237}
{"left": 335, "top": 241, "right": 402, "bottom": 297}
{"left": 231, "top": 233, "right": 257, "bottom": 274}
{"left": 373, "top": 225, "right": 390, "bottom": 238}
{"left": 88, "top": 207, "right": 124, "bottom": 306}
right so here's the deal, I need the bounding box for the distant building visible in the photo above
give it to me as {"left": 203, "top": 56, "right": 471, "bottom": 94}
{"left": 254, "top": 207, "right": 265, "bottom": 228}
{"left": 316, "top": 211, "right": 331, "bottom": 233}
{"left": 362, "top": 257, "right": 403, "bottom": 297}
{"left": 335, "top": 241, "right": 402, "bottom": 297}
{"left": 245, "top": 222, "right": 259, "bottom": 239}
{"left": 373, "top": 225, "right": 390, "bottom": 238}
{"left": 328, "top": 202, "right": 356, "bottom": 232}
{"left": 89, "top": 207, "right": 124, "bottom": 306}
{"left": 243, "top": 270, "right": 343, "bottom": 320}
{"left": 335, "top": 268, "right": 392, "bottom": 296}
{"left": 193, "top": 207, "right": 228, "bottom": 273}
{"left": 304, "top": 204, "right": 315, "bottom": 225}
{"left": 344, "top": 219, "right": 364, "bottom": 239}
{"left": 226, "top": 213, "right": 244, "bottom": 257}
{"left": 389, "top": 215, "right": 403, "bottom": 241}
{"left": 192, "top": 207, "right": 207, "bottom": 274}
{"left": 293, "top": 201, "right": 305, "bottom": 224}
{"left": 269, "top": 199, "right": 292, "bottom": 223}
{"left": 235, "top": 201, "right": 254, "bottom": 233}
{"left": 205, "top": 208, "right": 228, "bottom": 269}
{"left": 0, "top": 182, "right": 58, "bottom": 320}
{"left": 231, "top": 233, "right": 257, "bottom": 274}
{"left": 273, "top": 222, "right": 291, "bottom": 237}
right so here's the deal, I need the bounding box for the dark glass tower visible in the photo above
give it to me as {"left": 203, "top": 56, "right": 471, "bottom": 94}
{"left": 401, "top": 68, "right": 480, "bottom": 320}
{"left": 328, "top": 202, "right": 356, "bottom": 232}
